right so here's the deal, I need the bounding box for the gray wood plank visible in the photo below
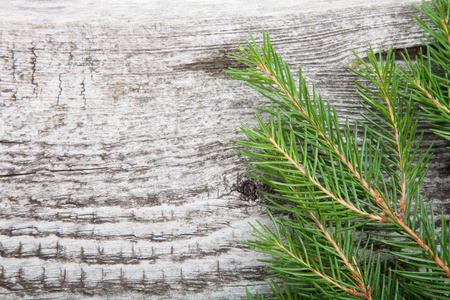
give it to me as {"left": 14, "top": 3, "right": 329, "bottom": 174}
{"left": 1, "top": 0, "right": 448, "bottom": 299}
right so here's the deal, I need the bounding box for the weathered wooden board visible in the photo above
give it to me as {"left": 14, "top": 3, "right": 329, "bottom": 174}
{"left": 0, "top": 0, "right": 449, "bottom": 299}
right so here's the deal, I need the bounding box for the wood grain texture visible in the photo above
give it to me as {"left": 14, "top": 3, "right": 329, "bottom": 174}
{"left": 0, "top": 0, "right": 449, "bottom": 299}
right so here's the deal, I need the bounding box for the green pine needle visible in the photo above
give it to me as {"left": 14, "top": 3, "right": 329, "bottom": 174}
{"left": 230, "top": 1, "right": 450, "bottom": 299}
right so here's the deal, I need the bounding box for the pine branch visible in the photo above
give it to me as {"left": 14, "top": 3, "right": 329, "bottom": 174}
{"left": 349, "top": 44, "right": 450, "bottom": 286}
{"left": 398, "top": 0, "right": 450, "bottom": 142}
{"left": 230, "top": 33, "right": 391, "bottom": 216}
{"left": 266, "top": 135, "right": 379, "bottom": 221}
{"left": 286, "top": 184, "right": 371, "bottom": 297}
{"left": 351, "top": 45, "right": 409, "bottom": 218}
{"left": 229, "top": 1, "right": 450, "bottom": 298}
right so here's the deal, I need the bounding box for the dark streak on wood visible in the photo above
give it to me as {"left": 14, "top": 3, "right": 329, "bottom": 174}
{"left": 173, "top": 49, "right": 246, "bottom": 78}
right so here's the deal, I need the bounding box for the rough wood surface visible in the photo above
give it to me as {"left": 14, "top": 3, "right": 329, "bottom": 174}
{"left": 0, "top": 0, "right": 449, "bottom": 299}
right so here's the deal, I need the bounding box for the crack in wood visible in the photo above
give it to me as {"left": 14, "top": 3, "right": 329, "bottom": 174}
{"left": 80, "top": 77, "right": 86, "bottom": 107}
{"left": 0, "top": 140, "right": 28, "bottom": 145}
{"left": 10, "top": 47, "right": 17, "bottom": 81}
{"left": 57, "top": 73, "right": 62, "bottom": 105}
{"left": 0, "top": 264, "right": 266, "bottom": 295}
{"left": 0, "top": 166, "right": 108, "bottom": 178}
{"left": 0, "top": 225, "right": 223, "bottom": 242}
{"left": 30, "top": 43, "right": 38, "bottom": 97}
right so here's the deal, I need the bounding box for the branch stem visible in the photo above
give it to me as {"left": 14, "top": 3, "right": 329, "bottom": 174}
{"left": 378, "top": 71, "right": 407, "bottom": 218}
{"left": 413, "top": 79, "right": 450, "bottom": 114}
{"left": 274, "top": 240, "right": 371, "bottom": 299}
{"left": 287, "top": 184, "right": 372, "bottom": 296}
{"left": 268, "top": 137, "right": 381, "bottom": 221}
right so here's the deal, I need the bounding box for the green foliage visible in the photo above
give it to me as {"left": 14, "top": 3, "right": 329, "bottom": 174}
{"left": 399, "top": 1, "right": 450, "bottom": 141}
{"left": 227, "top": 1, "right": 450, "bottom": 299}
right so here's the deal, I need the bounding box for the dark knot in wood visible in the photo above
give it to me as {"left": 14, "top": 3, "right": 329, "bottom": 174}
{"left": 237, "top": 180, "right": 258, "bottom": 200}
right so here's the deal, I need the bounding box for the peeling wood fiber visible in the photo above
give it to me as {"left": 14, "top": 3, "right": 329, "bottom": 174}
{"left": 0, "top": 0, "right": 449, "bottom": 299}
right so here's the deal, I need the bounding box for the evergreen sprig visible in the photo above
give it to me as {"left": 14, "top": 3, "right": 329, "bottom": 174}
{"left": 399, "top": 0, "right": 450, "bottom": 142}
{"left": 227, "top": 0, "right": 450, "bottom": 299}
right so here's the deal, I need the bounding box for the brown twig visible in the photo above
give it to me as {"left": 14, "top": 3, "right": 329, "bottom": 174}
{"left": 441, "top": 19, "right": 450, "bottom": 45}
{"left": 413, "top": 79, "right": 450, "bottom": 115}
{"left": 377, "top": 70, "right": 407, "bottom": 219}
{"left": 268, "top": 137, "right": 381, "bottom": 222}
{"left": 274, "top": 240, "right": 371, "bottom": 299}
